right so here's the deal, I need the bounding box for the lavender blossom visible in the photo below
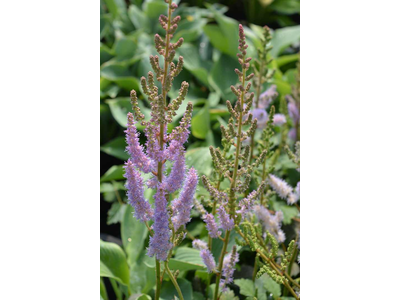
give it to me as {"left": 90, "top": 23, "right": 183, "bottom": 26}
{"left": 192, "top": 239, "right": 208, "bottom": 250}
{"left": 203, "top": 213, "right": 220, "bottom": 238}
{"left": 123, "top": 160, "right": 154, "bottom": 222}
{"left": 200, "top": 248, "right": 216, "bottom": 273}
{"left": 254, "top": 205, "right": 285, "bottom": 243}
{"left": 251, "top": 108, "right": 269, "bottom": 128}
{"left": 273, "top": 113, "right": 287, "bottom": 126}
{"left": 125, "top": 113, "right": 154, "bottom": 173}
{"left": 171, "top": 167, "right": 198, "bottom": 230}
{"left": 258, "top": 85, "right": 278, "bottom": 109}
{"left": 288, "top": 128, "right": 297, "bottom": 140}
{"left": 165, "top": 147, "right": 186, "bottom": 193}
{"left": 220, "top": 246, "right": 239, "bottom": 289}
{"left": 287, "top": 95, "right": 300, "bottom": 124}
{"left": 147, "top": 189, "right": 172, "bottom": 261}
{"left": 268, "top": 174, "right": 293, "bottom": 200}
{"left": 217, "top": 205, "right": 234, "bottom": 231}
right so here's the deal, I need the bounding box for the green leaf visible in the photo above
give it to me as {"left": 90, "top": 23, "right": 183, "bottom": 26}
{"left": 270, "top": 0, "right": 300, "bottom": 15}
{"left": 115, "top": 37, "right": 137, "bottom": 60}
{"left": 262, "top": 273, "right": 282, "bottom": 297}
{"left": 176, "top": 43, "right": 210, "bottom": 86}
{"left": 203, "top": 4, "right": 238, "bottom": 58}
{"left": 185, "top": 147, "right": 212, "bottom": 176}
{"left": 121, "top": 205, "right": 148, "bottom": 265}
{"left": 193, "top": 291, "right": 205, "bottom": 300}
{"left": 192, "top": 104, "right": 210, "bottom": 139}
{"left": 234, "top": 279, "right": 255, "bottom": 297}
{"left": 168, "top": 247, "right": 206, "bottom": 271}
{"left": 207, "top": 284, "right": 239, "bottom": 300}
{"left": 160, "top": 278, "right": 193, "bottom": 300}
{"left": 101, "top": 136, "right": 129, "bottom": 160}
{"left": 100, "top": 240, "right": 130, "bottom": 285}
{"left": 276, "top": 54, "right": 300, "bottom": 68}
{"left": 131, "top": 295, "right": 152, "bottom": 300}
{"left": 107, "top": 202, "right": 127, "bottom": 225}
{"left": 270, "top": 26, "right": 300, "bottom": 58}
{"left": 143, "top": 0, "right": 168, "bottom": 19}
{"left": 101, "top": 63, "right": 140, "bottom": 91}
{"left": 128, "top": 5, "right": 150, "bottom": 31}
{"left": 100, "top": 165, "right": 125, "bottom": 182}
{"left": 209, "top": 54, "right": 240, "bottom": 100}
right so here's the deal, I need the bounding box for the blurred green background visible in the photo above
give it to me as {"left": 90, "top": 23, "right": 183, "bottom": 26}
{"left": 100, "top": 0, "right": 299, "bottom": 239}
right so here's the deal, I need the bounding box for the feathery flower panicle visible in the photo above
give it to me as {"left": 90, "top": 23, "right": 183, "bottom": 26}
{"left": 237, "top": 181, "right": 266, "bottom": 216}
{"left": 258, "top": 85, "right": 278, "bottom": 109}
{"left": 147, "top": 189, "right": 172, "bottom": 261}
{"left": 125, "top": 113, "right": 153, "bottom": 173}
{"left": 200, "top": 248, "right": 216, "bottom": 273}
{"left": 203, "top": 213, "right": 220, "bottom": 238}
{"left": 171, "top": 167, "right": 198, "bottom": 230}
{"left": 251, "top": 108, "right": 268, "bottom": 128}
{"left": 124, "top": 160, "right": 154, "bottom": 222}
{"left": 165, "top": 147, "right": 186, "bottom": 193}
{"left": 273, "top": 113, "right": 287, "bottom": 126}
{"left": 253, "top": 205, "right": 285, "bottom": 243}
{"left": 217, "top": 205, "right": 234, "bottom": 231}
{"left": 220, "top": 246, "right": 239, "bottom": 289}
{"left": 192, "top": 239, "right": 208, "bottom": 251}
{"left": 268, "top": 174, "right": 293, "bottom": 200}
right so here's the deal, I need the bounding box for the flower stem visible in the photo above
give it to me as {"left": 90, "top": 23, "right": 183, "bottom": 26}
{"left": 165, "top": 262, "right": 184, "bottom": 300}
{"left": 213, "top": 230, "right": 231, "bottom": 300}
{"left": 155, "top": 259, "right": 162, "bottom": 300}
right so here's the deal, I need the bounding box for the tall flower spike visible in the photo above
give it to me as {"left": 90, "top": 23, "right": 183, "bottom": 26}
{"left": 253, "top": 205, "right": 286, "bottom": 243}
{"left": 171, "top": 168, "right": 198, "bottom": 230}
{"left": 268, "top": 174, "right": 293, "bottom": 200}
{"left": 192, "top": 239, "right": 208, "bottom": 251}
{"left": 203, "top": 213, "right": 220, "bottom": 238}
{"left": 200, "top": 248, "right": 216, "bottom": 273}
{"left": 220, "top": 246, "right": 239, "bottom": 289}
{"left": 125, "top": 113, "right": 153, "bottom": 173}
{"left": 217, "top": 205, "right": 234, "bottom": 231}
{"left": 124, "top": 160, "right": 154, "bottom": 222}
{"left": 147, "top": 188, "right": 172, "bottom": 261}
{"left": 165, "top": 147, "right": 186, "bottom": 193}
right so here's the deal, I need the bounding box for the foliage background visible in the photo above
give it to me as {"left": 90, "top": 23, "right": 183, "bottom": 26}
{"left": 100, "top": 0, "right": 299, "bottom": 298}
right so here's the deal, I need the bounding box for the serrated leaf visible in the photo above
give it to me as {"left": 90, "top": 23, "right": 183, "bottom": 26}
{"left": 262, "top": 273, "right": 281, "bottom": 297}
{"left": 107, "top": 202, "right": 127, "bottom": 225}
{"left": 160, "top": 278, "right": 193, "bottom": 300}
{"left": 185, "top": 147, "right": 212, "bottom": 176}
{"left": 234, "top": 279, "right": 255, "bottom": 297}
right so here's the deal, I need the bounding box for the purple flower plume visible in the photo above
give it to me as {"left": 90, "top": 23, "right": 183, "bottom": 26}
{"left": 220, "top": 247, "right": 239, "bottom": 289}
{"left": 203, "top": 213, "right": 220, "bottom": 238}
{"left": 123, "top": 160, "right": 154, "bottom": 222}
{"left": 258, "top": 85, "right": 278, "bottom": 109}
{"left": 200, "top": 248, "right": 216, "bottom": 273}
{"left": 125, "top": 113, "right": 153, "bottom": 173}
{"left": 171, "top": 167, "right": 198, "bottom": 230}
{"left": 254, "top": 205, "right": 285, "bottom": 243}
{"left": 165, "top": 147, "right": 186, "bottom": 193}
{"left": 147, "top": 188, "right": 172, "bottom": 261}
{"left": 273, "top": 113, "right": 287, "bottom": 126}
{"left": 217, "top": 205, "right": 234, "bottom": 231}
{"left": 192, "top": 239, "right": 208, "bottom": 250}
{"left": 251, "top": 108, "right": 269, "bottom": 129}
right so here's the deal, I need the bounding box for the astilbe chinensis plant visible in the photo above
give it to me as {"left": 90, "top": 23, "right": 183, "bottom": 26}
{"left": 123, "top": 1, "right": 197, "bottom": 299}
{"left": 193, "top": 24, "right": 275, "bottom": 299}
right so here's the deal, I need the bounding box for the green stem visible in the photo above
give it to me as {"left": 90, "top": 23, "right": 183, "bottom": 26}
{"left": 213, "top": 230, "right": 231, "bottom": 300}
{"left": 155, "top": 259, "right": 162, "bottom": 300}
{"left": 165, "top": 263, "right": 184, "bottom": 300}
{"left": 252, "top": 255, "right": 258, "bottom": 282}
{"left": 109, "top": 278, "right": 122, "bottom": 300}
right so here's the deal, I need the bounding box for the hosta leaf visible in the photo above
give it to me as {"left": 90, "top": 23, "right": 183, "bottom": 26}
{"left": 100, "top": 240, "right": 129, "bottom": 285}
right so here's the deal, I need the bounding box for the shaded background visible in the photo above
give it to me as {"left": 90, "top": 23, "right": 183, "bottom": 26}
{"left": 100, "top": 0, "right": 299, "bottom": 244}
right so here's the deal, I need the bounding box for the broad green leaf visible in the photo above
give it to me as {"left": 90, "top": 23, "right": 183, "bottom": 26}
{"left": 203, "top": 4, "right": 238, "bottom": 58}
{"left": 234, "top": 279, "right": 255, "bottom": 297}
{"left": 100, "top": 240, "right": 130, "bottom": 285}
{"left": 208, "top": 92, "right": 220, "bottom": 107}
{"left": 101, "top": 63, "right": 140, "bottom": 91}
{"left": 100, "top": 181, "right": 125, "bottom": 193}
{"left": 168, "top": 247, "right": 206, "bottom": 271}
{"left": 115, "top": 37, "right": 137, "bottom": 60}
{"left": 262, "top": 273, "right": 282, "bottom": 297}
{"left": 203, "top": 25, "right": 229, "bottom": 55}
{"left": 121, "top": 205, "right": 148, "bottom": 265}
{"left": 100, "top": 165, "right": 125, "bottom": 182}
{"left": 270, "top": 0, "right": 300, "bottom": 15}
{"left": 101, "top": 136, "right": 129, "bottom": 160}
{"left": 177, "top": 43, "right": 210, "bottom": 86}
{"left": 192, "top": 104, "right": 210, "bottom": 139}
{"left": 209, "top": 54, "right": 240, "bottom": 100}
{"left": 276, "top": 54, "right": 300, "bottom": 68}
{"left": 270, "top": 26, "right": 300, "bottom": 58}
{"left": 129, "top": 295, "right": 151, "bottom": 300}
{"left": 143, "top": 0, "right": 168, "bottom": 19}
{"left": 193, "top": 291, "right": 205, "bottom": 300}
{"left": 107, "top": 202, "right": 127, "bottom": 225}
{"left": 160, "top": 278, "right": 193, "bottom": 300}
{"left": 128, "top": 5, "right": 150, "bottom": 31}
{"left": 207, "top": 284, "right": 239, "bottom": 300}
{"left": 185, "top": 147, "right": 212, "bottom": 176}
